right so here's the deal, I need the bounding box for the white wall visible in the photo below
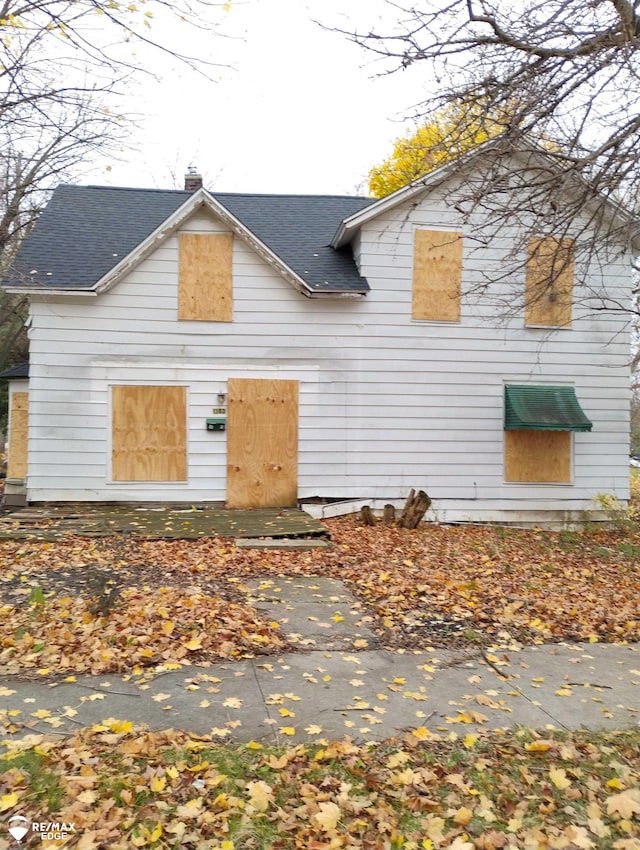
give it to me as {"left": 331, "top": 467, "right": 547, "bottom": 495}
{"left": 24, "top": 179, "right": 632, "bottom": 520}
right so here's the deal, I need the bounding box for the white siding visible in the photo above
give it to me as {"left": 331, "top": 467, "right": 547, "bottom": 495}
{"left": 24, "top": 186, "right": 632, "bottom": 520}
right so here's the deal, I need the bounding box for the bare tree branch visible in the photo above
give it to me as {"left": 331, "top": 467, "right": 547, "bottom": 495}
{"left": 339, "top": 0, "right": 640, "bottom": 332}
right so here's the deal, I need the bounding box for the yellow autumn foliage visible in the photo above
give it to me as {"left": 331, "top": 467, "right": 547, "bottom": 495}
{"left": 368, "top": 102, "right": 502, "bottom": 198}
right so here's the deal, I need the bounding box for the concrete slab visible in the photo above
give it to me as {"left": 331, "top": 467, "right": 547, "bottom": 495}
{"left": 245, "top": 576, "right": 378, "bottom": 650}
{"left": 246, "top": 576, "right": 357, "bottom": 604}
{"left": 140, "top": 664, "right": 275, "bottom": 739}
{"left": 493, "top": 642, "right": 640, "bottom": 731}
{"left": 236, "top": 538, "right": 331, "bottom": 550}
{"left": 1, "top": 640, "right": 639, "bottom": 747}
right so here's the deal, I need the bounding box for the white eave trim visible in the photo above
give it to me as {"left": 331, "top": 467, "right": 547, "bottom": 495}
{"left": 330, "top": 137, "right": 513, "bottom": 249}
{"left": 331, "top": 156, "right": 470, "bottom": 249}
{"left": 3, "top": 286, "right": 97, "bottom": 297}
{"left": 310, "top": 290, "right": 366, "bottom": 299}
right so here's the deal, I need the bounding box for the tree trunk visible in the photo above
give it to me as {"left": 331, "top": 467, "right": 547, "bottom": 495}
{"left": 398, "top": 489, "right": 431, "bottom": 529}
{"left": 383, "top": 504, "right": 396, "bottom": 525}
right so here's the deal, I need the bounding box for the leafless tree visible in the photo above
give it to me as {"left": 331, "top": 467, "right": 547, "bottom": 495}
{"left": 0, "top": 0, "right": 232, "bottom": 372}
{"left": 341, "top": 0, "right": 640, "bottom": 320}
{"left": 0, "top": 98, "right": 121, "bottom": 371}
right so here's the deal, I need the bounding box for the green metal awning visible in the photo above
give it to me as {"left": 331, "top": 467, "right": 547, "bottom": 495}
{"left": 504, "top": 385, "right": 593, "bottom": 432}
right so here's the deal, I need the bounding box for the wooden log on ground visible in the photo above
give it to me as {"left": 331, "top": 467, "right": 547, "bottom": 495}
{"left": 397, "top": 489, "right": 431, "bottom": 529}
{"left": 398, "top": 488, "right": 416, "bottom": 526}
{"left": 360, "top": 505, "right": 376, "bottom": 526}
{"left": 383, "top": 504, "right": 396, "bottom": 525}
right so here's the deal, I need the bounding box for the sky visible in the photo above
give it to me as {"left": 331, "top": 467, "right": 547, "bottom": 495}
{"left": 82, "top": 0, "right": 431, "bottom": 196}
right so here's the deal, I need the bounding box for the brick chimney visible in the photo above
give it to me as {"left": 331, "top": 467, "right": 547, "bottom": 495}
{"left": 184, "top": 165, "right": 203, "bottom": 192}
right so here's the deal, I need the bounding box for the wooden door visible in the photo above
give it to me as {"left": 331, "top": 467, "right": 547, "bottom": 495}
{"left": 226, "top": 378, "right": 298, "bottom": 508}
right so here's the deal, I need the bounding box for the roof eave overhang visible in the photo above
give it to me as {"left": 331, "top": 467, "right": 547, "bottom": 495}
{"left": 3, "top": 286, "right": 97, "bottom": 297}
{"left": 308, "top": 290, "right": 367, "bottom": 299}
{"left": 330, "top": 143, "right": 497, "bottom": 250}
{"left": 332, "top": 180, "right": 436, "bottom": 250}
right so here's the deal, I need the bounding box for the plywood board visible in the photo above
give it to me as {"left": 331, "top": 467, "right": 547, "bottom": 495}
{"left": 112, "top": 385, "right": 187, "bottom": 481}
{"left": 227, "top": 378, "right": 298, "bottom": 508}
{"left": 525, "top": 236, "right": 574, "bottom": 327}
{"left": 7, "top": 392, "right": 29, "bottom": 479}
{"left": 178, "top": 233, "right": 233, "bottom": 322}
{"left": 505, "top": 430, "right": 571, "bottom": 483}
{"left": 412, "top": 229, "right": 463, "bottom": 322}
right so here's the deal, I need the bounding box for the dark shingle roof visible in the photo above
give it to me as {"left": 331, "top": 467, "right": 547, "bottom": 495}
{"left": 4, "top": 185, "right": 374, "bottom": 294}
{"left": 0, "top": 361, "right": 29, "bottom": 379}
{"left": 217, "top": 193, "right": 373, "bottom": 293}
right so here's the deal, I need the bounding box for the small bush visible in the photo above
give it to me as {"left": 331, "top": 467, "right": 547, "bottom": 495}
{"left": 591, "top": 492, "right": 634, "bottom": 532}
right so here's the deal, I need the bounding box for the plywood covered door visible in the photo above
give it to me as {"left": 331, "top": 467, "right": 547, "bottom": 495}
{"left": 7, "top": 391, "right": 29, "bottom": 479}
{"left": 226, "top": 378, "right": 298, "bottom": 508}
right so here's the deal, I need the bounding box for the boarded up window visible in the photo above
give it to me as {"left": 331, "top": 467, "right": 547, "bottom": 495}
{"left": 525, "top": 236, "right": 574, "bottom": 327}
{"left": 112, "top": 386, "right": 187, "bottom": 481}
{"left": 178, "top": 233, "right": 233, "bottom": 321}
{"left": 505, "top": 430, "right": 571, "bottom": 483}
{"left": 7, "top": 391, "right": 28, "bottom": 479}
{"left": 412, "top": 229, "right": 463, "bottom": 322}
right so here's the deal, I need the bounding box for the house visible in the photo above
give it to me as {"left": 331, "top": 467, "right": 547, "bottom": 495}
{"left": 1, "top": 143, "right": 636, "bottom": 524}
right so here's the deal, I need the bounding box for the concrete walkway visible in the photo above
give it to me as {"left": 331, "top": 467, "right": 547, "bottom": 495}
{"left": 1, "top": 576, "right": 638, "bottom": 745}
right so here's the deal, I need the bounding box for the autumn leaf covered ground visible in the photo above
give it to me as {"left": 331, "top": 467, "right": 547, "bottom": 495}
{"left": 1, "top": 505, "right": 639, "bottom": 675}
{"left": 1, "top": 725, "right": 639, "bottom": 849}
{"left": 1, "top": 482, "right": 640, "bottom": 848}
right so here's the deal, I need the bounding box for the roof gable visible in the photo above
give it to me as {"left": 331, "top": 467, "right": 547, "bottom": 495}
{"left": 10, "top": 185, "right": 190, "bottom": 291}
{"left": 331, "top": 138, "right": 639, "bottom": 250}
{"left": 5, "top": 185, "right": 374, "bottom": 297}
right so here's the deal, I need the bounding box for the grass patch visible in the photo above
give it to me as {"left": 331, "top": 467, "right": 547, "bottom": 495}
{"left": 617, "top": 541, "right": 640, "bottom": 558}
{"left": 1, "top": 748, "right": 63, "bottom": 811}
{"left": 3, "top": 727, "right": 638, "bottom": 849}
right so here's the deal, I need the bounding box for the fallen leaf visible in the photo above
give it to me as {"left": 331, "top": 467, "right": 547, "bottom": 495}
{"left": 151, "top": 692, "right": 171, "bottom": 702}
{"left": 314, "top": 801, "right": 341, "bottom": 832}
{"left": 0, "top": 792, "right": 19, "bottom": 812}
{"left": 549, "top": 767, "right": 571, "bottom": 790}
{"left": 175, "top": 798, "right": 204, "bottom": 819}
{"left": 246, "top": 780, "right": 274, "bottom": 812}
{"left": 606, "top": 788, "right": 640, "bottom": 819}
